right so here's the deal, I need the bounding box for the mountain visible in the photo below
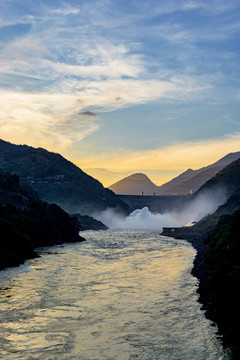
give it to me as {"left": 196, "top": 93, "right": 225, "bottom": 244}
{"left": 159, "top": 152, "right": 240, "bottom": 195}
{"left": 161, "top": 157, "right": 240, "bottom": 238}
{"left": 193, "top": 157, "right": 240, "bottom": 201}
{"left": 190, "top": 157, "right": 240, "bottom": 229}
{"left": 108, "top": 152, "right": 240, "bottom": 195}
{"left": 0, "top": 170, "right": 84, "bottom": 270}
{"left": 161, "top": 158, "right": 240, "bottom": 358}
{"left": 0, "top": 139, "right": 129, "bottom": 215}
{"left": 188, "top": 160, "right": 240, "bottom": 358}
{"left": 157, "top": 168, "right": 196, "bottom": 195}
{"left": 158, "top": 152, "right": 240, "bottom": 195}
{"left": 108, "top": 173, "right": 159, "bottom": 195}
{"left": 197, "top": 209, "right": 240, "bottom": 359}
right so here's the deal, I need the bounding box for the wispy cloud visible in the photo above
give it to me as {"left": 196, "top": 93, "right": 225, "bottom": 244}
{"left": 0, "top": 73, "right": 212, "bottom": 150}
{"left": 0, "top": 91, "right": 99, "bottom": 151}
{"left": 0, "top": 0, "right": 239, "bottom": 160}
{"left": 50, "top": 7, "right": 80, "bottom": 15}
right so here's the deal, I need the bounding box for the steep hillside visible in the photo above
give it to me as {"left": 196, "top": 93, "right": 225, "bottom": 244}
{"left": 162, "top": 158, "right": 240, "bottom": 237}
{"left": 158, "top": 151, "right": 240, "bottom": 195}
{"left": 109, "top": 173, "right": 159, "bottom": 195}
{"left": 187, "top": 158, "right": 240, "bottom": 231}
{"left": 157, "top": 168, "right": 196, "bottom": 195}
{"left": 0, "top": 170, "right": 84, "bottom": 270}
{"left": 0, "top": 139, "right": 129, "bottom": 215}
{"left": 197, "top": 210, "right": 240, "bottom": 359}
{"left": 162, "top": 159, "right": 240, "bottom": 358}
{"left": 160, "top": 166, "right": 221, "bottom": 195}
{"left": 193, "top": 157, "right": 240, "bottom": 199}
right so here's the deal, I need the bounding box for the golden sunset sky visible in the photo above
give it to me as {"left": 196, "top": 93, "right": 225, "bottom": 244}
{"left": 0, "top": 0, "right": 239, "bottom": 186}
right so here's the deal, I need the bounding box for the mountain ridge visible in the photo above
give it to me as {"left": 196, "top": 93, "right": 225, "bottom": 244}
{"left": 0, "top": 139, "right": 130, "bottom": 215}
{"left": 108, "top": 173, "right": 159, "bottom": 195}
{"left": 108, "top": 152, "right": 240, "bottom": 195}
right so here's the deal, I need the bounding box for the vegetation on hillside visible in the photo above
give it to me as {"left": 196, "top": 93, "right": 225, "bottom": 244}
{"left": 0, "top": 170, "right": 84, "bottom": 270}
{"left": 182, "top": 158, "right": 240, "bottom": 235}
{"left": 0, "top": 139, "right": 130, "bottom": 215}
{"left": 193, "top": 158, "right": 240, "bottom": 198}
{"left": 168, "top": 158, "right": 240, "bottom": 359}
{"left": 194, "top": 191, "right": 240, "bottom": 235}
{"left": 199, "top": 210, "right": 240, "bottom": 359}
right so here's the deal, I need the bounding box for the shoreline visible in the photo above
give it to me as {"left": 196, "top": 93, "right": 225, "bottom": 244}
{"left": 161, "top": 226, "right": 235, "bottom": 359}
{"left": 0, "top": 234, "right": 85, "bottom": 272}
{"left": 161, "top": 226, "right": 208, "bottom": 278}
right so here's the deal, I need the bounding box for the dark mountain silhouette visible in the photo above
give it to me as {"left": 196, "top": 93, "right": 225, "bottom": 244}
{"left": 189, "top": 157, "right": 240, "bottom": 229}
{"left": 187, "top": 159, "right": 240, "bottom": 359}
{"left": 0, "top": 170, "right": 84, "bottom": 270}
{"left": 193, "top": 157, "right": 240, "bottom": 203}
{"left": 161, "top": 152, "right": 240, "bottom": 195}
{"left": 161, "top": 157, "right": 240, "bottom": 238}
{"left": 109, "top": 152, "right": 240, "bottom": 195}
{"left": 199, "top": 209, "right": 240, "bottom": 359}
{"left": 0, "top": 139, "right": 129, "bottom": 215}
{"left": 162, "top": 158, "right": 240, "bottom": 358}
{"left": 157, "top": 168, "right": 196, "bottom": 195}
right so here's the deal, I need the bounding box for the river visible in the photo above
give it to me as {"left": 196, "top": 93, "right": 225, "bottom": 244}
{"left": 0, "top": 230, "right": 230, "bottom": 359}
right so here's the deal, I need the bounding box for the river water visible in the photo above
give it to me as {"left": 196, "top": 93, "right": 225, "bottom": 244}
{"left": 0, "top": 230, "right": 230, "bottom": 360}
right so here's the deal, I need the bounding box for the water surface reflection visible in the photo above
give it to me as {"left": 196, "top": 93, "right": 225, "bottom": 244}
{"left": 0, "top": 230, "right": 230, "bottom": 359}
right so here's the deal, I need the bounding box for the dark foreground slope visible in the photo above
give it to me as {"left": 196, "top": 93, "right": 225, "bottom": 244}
{"left": 0, "top": 170, "right": 84, "bottom": 270}
{"left": 193, "top": 157, "right": 240, "bottom": 199}
{"left": 179, "top": 157, "right": 240, "bottom": 225}
{"left": 0, "top": 139, "right": 129, "bottom": 215}
{"left": 162, "top": 159, "right": 240, "bottom": 359}
{"left": 196, "top": 210, "right": 240, "bottom": 359}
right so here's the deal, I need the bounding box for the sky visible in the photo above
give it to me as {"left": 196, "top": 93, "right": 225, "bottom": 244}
{"left": 0, "top": 0, "right": 239, "bottom": 187}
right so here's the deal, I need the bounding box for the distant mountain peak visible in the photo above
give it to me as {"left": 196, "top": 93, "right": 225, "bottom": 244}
{"left": 108, "top": 152, "right": 240, "bottom": 196}
{"left": 109, "top": 172, "right": 158, "bottom": 196}
{"left": 121, "top": 173, "right": 154, "bottom": 182}
{"left": 125, "top": 173, "right": 148, "bottom": 178}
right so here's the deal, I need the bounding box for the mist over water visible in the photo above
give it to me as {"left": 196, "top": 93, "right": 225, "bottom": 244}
{"left": 94, "top": 187, "right": 228, "bottom": 231}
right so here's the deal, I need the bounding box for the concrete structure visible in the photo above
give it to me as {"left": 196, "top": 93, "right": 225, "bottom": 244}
{"left": 118, "top": 194, "right": 187, "bottom": 213}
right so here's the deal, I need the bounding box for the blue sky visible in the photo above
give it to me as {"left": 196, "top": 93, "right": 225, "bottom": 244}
{"left": 0, "top": 0, "right": 239, "bottom": 186}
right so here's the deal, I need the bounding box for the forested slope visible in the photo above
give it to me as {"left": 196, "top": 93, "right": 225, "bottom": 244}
{"left": 0, "top": 170, "right": 84, "bottom": 270}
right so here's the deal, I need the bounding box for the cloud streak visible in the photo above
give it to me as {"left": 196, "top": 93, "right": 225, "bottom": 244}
{"left": 0, "top": 91, "right": 99, "bottom": 151}
{"left": 0, "top": 0, "right": 239, "bottom": 172}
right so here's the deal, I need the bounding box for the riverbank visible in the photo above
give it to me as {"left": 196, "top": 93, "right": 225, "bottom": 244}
{"left": 161, "top": 226, "right": 207, "bottom": 279}
{"left": 0, "top": 201, "right": 86, "bottom": 271}
{"left": 161, "top": 215, "right": 240, "bottom": 360}
{"left": 0, "top": 170, "right": 85, "bottom": 271}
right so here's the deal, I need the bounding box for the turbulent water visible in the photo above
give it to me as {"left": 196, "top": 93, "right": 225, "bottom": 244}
{"left": 0, "top": 230, "right": 230, "bottom": 360}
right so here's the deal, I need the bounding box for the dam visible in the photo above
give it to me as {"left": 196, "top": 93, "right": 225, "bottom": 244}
{"left": 117, "top": 194, "right": 188, "bottom": 213}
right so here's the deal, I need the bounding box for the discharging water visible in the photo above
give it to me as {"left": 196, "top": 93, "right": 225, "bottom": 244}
{"left": 0, "top": 230, "right": 230, "bottom": 359}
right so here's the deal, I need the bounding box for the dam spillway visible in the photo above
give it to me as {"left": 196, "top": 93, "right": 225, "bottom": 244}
{"left": 117, "top": 194, "right": 187, "bottom": 213}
